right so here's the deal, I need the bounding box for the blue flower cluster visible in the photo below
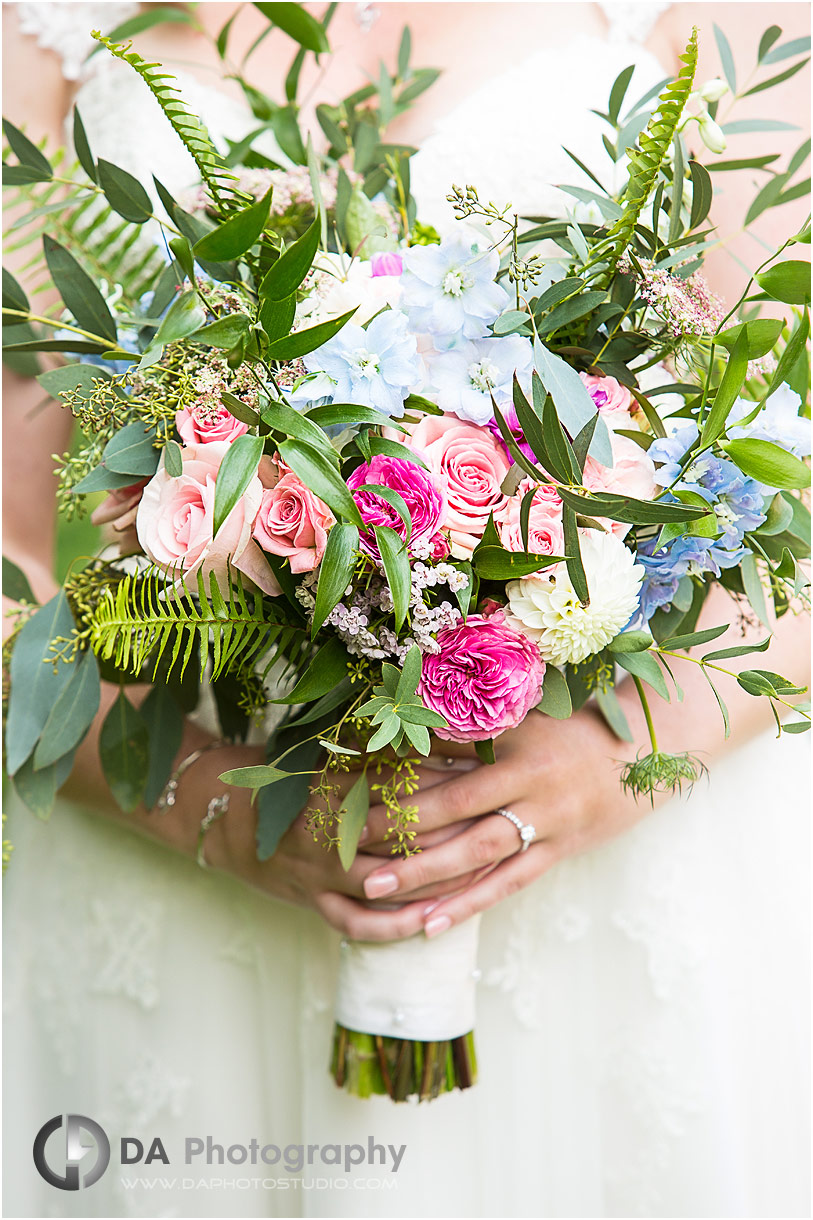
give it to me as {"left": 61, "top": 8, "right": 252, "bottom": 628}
{"left": 636, "top": 423, "right": 767, "bottom": 622}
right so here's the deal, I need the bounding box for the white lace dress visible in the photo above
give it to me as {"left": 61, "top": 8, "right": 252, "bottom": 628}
{"left": 4, "top": 5, "right": 810, "bottom": 1218}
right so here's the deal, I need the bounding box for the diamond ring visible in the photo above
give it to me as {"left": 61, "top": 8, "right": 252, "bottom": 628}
{"left": 496, "top": 808, "right": 537, "bottom": 853}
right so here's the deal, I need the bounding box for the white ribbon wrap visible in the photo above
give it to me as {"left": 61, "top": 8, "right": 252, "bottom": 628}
{"left": 335, "top": 915, "right": 482, "bottom": 1041}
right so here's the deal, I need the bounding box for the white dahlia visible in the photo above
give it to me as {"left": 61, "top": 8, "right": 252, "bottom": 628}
{"left": 505, "top": 530, "right": 644, "bottom": 666}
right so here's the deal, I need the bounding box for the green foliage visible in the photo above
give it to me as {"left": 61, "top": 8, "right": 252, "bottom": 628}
{"left": 88, "top": 568, "right": 297, "bottom": 682}
{"left": 90, "top": 31, "right": 244, "bottom": 215}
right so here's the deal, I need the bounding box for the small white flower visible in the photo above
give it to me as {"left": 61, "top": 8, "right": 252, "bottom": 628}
{"left": 505, "top": 531, "right": 644, "bottom": 666}
{"left": 698, "top": 78, "right": 729, "bottom": 103}
{"left": 697, "top": 113, "right": 727, "bottom": 155}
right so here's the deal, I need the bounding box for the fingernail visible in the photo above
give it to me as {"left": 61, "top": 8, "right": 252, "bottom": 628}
{"left": 423, "top": 900, "right": 440, "bottom": 916}
{"left": 363, "top": 872, "right": 398, "bottom": 899}
{"left": 424, "top": 914, "right": 452, "bottom": 939}
{"left": 358, "top": 825, "right": 370, "bottom": 844}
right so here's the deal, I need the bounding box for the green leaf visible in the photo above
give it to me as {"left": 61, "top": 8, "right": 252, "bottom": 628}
{"left": 472, "top": 546, "right": 563, "bottom": 580}
{"left": 562, "top": 506, "right": 589, "bottom": 604}
{"left": 720, "top": 438, "right": 810, "bottom": 490}
{"left": 755, "top": 260, "right": 811, "bottom": 305}
{"left": 717, "top": 317, "right": 785, "bottom": 360}
{"left": 737, "top": 670, "right": 778, "bottom": 696}
{"left": 742, "top": 57, "right": 810, "bottom": 97}
{"left": 256, "top": 296, "right": 294, "bottom": 348}
{"left": 5, "top": 591, "right": 77, "bottom": 774}
{"left": 765, "top": 310, "right": 809, "bottom": 399}
{"left": 72, "top": 466, "right": 137, "bottom": 495}
{"left": 609, "top": 63, "right": 636, "bottom": 123}
{"left": 758, "top": 25, "right": 784, "bottom": 61}
{"left": 255, "top": 726, "right": 326, "bottom": 859}
{"left": 700, "top": 327, "right": 749, "bottom": 447}
{"left": 345, "top": 184, "right": 399, "bottom": 255}
{"left": 713, "top": 23, "right": 737, "bottom": 92}
{"left": 261, "top": 400, "right": 337, "bottom": 458}
{"left": 307, "top": 402, "right": 393, "bottom": 430}
{"left": 762, "top": 35, "right": 811, "bottom": 64}
{"left": 97, "top": 158, "right": 153, "bottom": 223}
{"left": 279, "top": 438, "right": 363, "bottom": 526}
{"left": 192, "top": 313, "right": 250, "bottom": 349}
{"left": 533, "top": 339, "right": 612, "bottom": 465}
{"left": 615, "top": 650, "right": 670, "bottom": 700}
{"left": 474, "top": 737, "right": 496, "bottom": 765}
{"left": 213, "top": 434, "right": 264, "bottom": 536}
{"left": 741, "top": 550, "right": 771, "bottom": 630}
{"left": 164, "top": 440, "right": 183, "bottom": 478}
{"left": 102, "top": 422, "right": 158, "bottom": 477}
{"left": 660, "top": 623, "right": 729, "bottom": 651}
{"left": 311, "top": 524, "right": 359, "bottom": 636}
{"left": 703, "top": 636, "right": 771, "bottom": 662}
{"left": 537, "top": 664, "right": 572, "bottom": 719}
{"left": 140, "top": 291, "right": 207, "bottom": 369}
{"left": 72, "top": 106, "right": 97, "bottom": 182}
{"left": 397, "top": 703, "right": 448, "bottom": 728}
{"left": 337, "top": 772, "right": 370, "bottom": 871}
{"left": 595, "top": 685, "right": 633, "bottom": 741}
{"left": 219, "top": 764, "right": 290, "bottom": 788}
{"left": 396, "top": 645, "right": 422, "bottom": 700}
{"left": 2, "top": 118, "right": 52, "bottom": 177}
{"left": 94, "top": 4, "right": 198, "bottom": 46}
{"left": 254, "top": 2, "right": 329, "bottom": 52}
{"left": 43, "top": 236, "right": 117, "bottom": 343}
{"left": 703, "top": 669, "right": 731, "bottom": 738}
{"left": 608, "top": 630, "right": 654, "bottom": 654}
{"left": 688, "top": 160, "right": 713, "bottom": 230}
{"left": 374, "top": 525, "right": 411, "bottom": 630}
{"left": 99, "top": 691, "right": 149, "bottom": 812}
{"left": 2, "top": 267, "right": 29, "bottom": 313}
{"left": 2, "top": 164, "right": 51, "bottom": 185}
{"left": 2, "top": 555, "right": 37, "bottom": 604}
{"left": 193, "top": 187, "right": 273, "bottom": 261}
{"left": 557, "top": 485, "right": 712, "bottom": 524}
{"left": 274, "top": 637, "right": 350, "bottom": 704}
{"left": 33, "top": 649, "right": 100, "bottom": 769}
{"left": 140, "top": 686, "right": 185, "bottom": 809}
{"left": 260, "top": 213, "right": 321, "bottom": 300}
{"left": 265, "top": 307, "right": 356, "bottom": 362}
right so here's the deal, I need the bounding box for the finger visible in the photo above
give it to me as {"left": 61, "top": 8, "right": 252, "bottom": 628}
{"left": 365, "top": 762, "right": 527, "bottom": 842}
{"left": 362, "top": 814, "right": 520, "bottom": 901}
{"left": 314, "top": 892, "right": 428, "bottom": 942}
{"left": 421, "top": 843, "right": 557, "bottom": 937}
{"left": 428, "top": 738, "right": 479, "bottom": 761}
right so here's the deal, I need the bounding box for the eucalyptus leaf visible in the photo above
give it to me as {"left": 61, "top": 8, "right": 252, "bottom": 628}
{"left": 97, "top": 158, "right": 153, "bottom": 223}
{"left": 537, "top": 665, "right": 572, "bottom": 719}
{"left": 43, "top": 237, "right": 117, "bottom": 343}
{"left": 140, "top": 685, "right": 185, "bottom": 808}
{"left": 337, "top": 772, "right": 370, "bottom": 871}
{"left": 273, "top": 637, "right": 350, "bottom": 704}
{"left": 99, "top": 691, "right": 149, "bottom": 812}
{"left": 5, "top": 591, "right": 77, "bottom": 775}
{"left": 2, "top": 555, "right": 38, "bottom": 604}
{"left": 33, "top": 649, "right": 100, "bottom": 769}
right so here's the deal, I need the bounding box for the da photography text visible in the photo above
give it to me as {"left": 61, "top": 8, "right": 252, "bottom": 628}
{"left": 33, "top": 1116, "right": 406, "bottom": 1192}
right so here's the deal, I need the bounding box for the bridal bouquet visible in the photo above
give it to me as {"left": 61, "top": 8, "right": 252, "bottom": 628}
{"left": 3, "top": 14, "right": 810, "bottom": 1101}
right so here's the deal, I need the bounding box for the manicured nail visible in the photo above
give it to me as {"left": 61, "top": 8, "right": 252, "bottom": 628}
{"left": 364, "top": 872, "right": 398, "bottom": 899}
{"left": 358, "top": 825, "right": 370, "bottom": 844}
{"left": 422, "top": 900, "right": 440, "bottom": 916}
{"left": 424, "top": 914, "right": 452, "bottom": 938}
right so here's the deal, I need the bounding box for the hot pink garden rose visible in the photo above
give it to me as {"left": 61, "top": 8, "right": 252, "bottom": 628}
{"left": 495, "top": 479, "right": 565, "bottom": 556}
{"left": 253, "top": 462, "right": 335, "bottom": 573}
{"left": 136, "top": 442, "right": 280, "bottom": 596}
{"left": 404, "top": 415, "right": 511, "bottom": 558}
{"left": 175, "top": 402, "right": 250, "bottom": 446}
{"left": 347, "top": 454, "right": 446, "bottom": 559}
{"left": 418, "top": 612, "right": 545, "bottom": 742}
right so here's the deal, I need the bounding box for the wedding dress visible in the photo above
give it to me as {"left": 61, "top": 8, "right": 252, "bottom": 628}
{"left": 4, "top": 5, "right": 810, "bottom": 1218}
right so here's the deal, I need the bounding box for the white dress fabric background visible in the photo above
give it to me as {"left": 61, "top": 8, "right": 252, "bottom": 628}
{"left": 4, "top": 4, "right": 810, "bottom": 1217}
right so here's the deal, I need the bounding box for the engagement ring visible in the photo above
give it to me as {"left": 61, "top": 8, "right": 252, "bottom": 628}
{"left": 496, "top": 808, "right": 537, "bottom": 853}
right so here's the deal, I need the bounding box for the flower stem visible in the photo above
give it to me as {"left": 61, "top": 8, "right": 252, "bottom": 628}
{"left": 632, "top": 675, "right": 659, "bottom": 752}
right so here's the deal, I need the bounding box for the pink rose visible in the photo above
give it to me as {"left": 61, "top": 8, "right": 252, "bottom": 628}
{"left": 175, "top": 403, "right": 250, "bottom": 446}
{"left": 136, "top": 442, "right": 280, "bottom": 596}
{"left": 253, "top": 463, "right": 335, "bottom": 573}
{"left": 418, "top": 613, "right": 545, "bottom": 742}
{"left": 404, "top": 415, "right": 511, "bottom": 558}
{"left": 347, "top": 454, "right": 446, "bottom": 560}
{"left": 495, "top": 479, "right": 565, "bottom": 556}
{"left": 579, "top": 372, "right": 638, "bottom": 432}
{"left": 582, "top": 433, "right": 657, "bottom": 538}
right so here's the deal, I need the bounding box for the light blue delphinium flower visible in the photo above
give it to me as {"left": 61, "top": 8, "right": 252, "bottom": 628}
{"left": 301, "top": 309, "right": 420, "bottom": 417}
{"left": 727, "top": 386, "right": 811, "bottom": 459}
{"left": 400, "top": 236, "right": 510, "bottom": 350}
{"left": 424, "top": 334, "right": 534, "bottom": 425}
{"left": 634, "top": 535, "right": 719, "bottom": 624}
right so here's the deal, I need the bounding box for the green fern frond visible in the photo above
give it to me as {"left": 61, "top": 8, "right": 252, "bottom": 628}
{"left": 89, "top": 567, "right": 300, "bottom": 682}
{"left": 589, "top": 28, "right": 699, "bottom": 281}
{"left": 90, "top": 32, "right": 247, "bottom": 215}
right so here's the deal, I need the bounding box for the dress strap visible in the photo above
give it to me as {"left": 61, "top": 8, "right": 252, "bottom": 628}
{"left": 597, "top": 1, "right": 671, "bottom": 44}
{"left": 16, "top": 2, "right": 139, "bottom": 81}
